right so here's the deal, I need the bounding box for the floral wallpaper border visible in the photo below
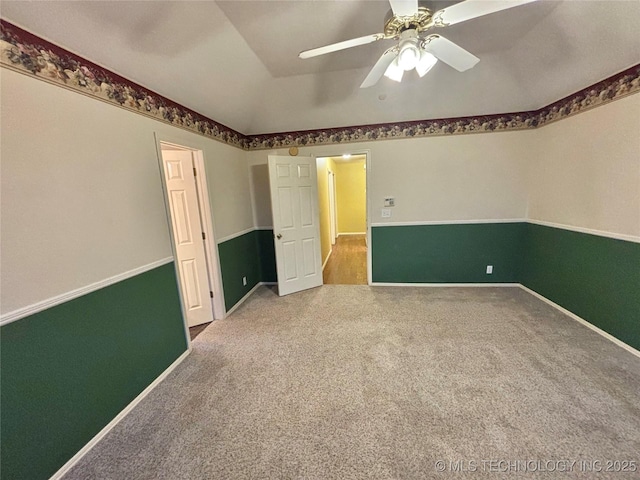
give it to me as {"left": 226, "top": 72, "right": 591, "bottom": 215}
{"left": 2, "top": 19, "right": 639, "bottom": 152}
{"left": 247, "top": 64, "right": 640, "bottom": 149}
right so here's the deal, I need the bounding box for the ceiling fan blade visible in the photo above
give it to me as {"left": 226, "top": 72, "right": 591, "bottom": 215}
{"left": 299, "top": 34, "right": 385, "bottom": 59}
{"left": 423, "top": 35, "right": 479, "bottom": 72}
{"left": 388, "top": 0, "right": 419, "bottom": 17}
{"left": 360, "top": 47, "right": 398, "bottom": 88}
{"left": 433, "top": 0, "right": 538, "bottom": 27}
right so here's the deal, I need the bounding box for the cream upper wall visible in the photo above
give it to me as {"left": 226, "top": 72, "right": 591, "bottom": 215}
{"left": 248, "top": 162, "right": 271, "bottom": 230}
{"left": 200, "top": 138, "right": 253, "bottom": 241}
{"left": 366, "top": 132, "right": 532, "bottom": 224}
{"left": 527, "top": 94, "right": 640, "bottom": 238}
{"left": 248, "top": 154, "right": 274, "bottom": 228}
{"left": 247, "top": 130, "right": 532, "bottom": 226}
{"left": 334, "top": 158, "right": 366, "bottom": 233}
{"left": 1, "top": 69, "right": 253, "bottom": 314}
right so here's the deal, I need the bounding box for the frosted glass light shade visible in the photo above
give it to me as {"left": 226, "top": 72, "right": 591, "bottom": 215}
{"left": 384, "top": 58, "right": 404, "bottom": 82}
{"left": 416, "top": 51, "right": 438, "bottom": 77}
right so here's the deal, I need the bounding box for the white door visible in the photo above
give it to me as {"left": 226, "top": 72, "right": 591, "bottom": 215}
{"left": 162, "top": 149, "right": 213, "bottom": 327}
{"left": 268, "top": 155, "right": 323, "bottom": 296}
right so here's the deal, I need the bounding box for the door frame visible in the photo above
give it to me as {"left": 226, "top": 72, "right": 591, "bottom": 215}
{"left": 316, "top": 150, "right": 371, "bottom": 285}
{"left": 154, "top": 133, "right": 225, "bottom": 346}
{"left": 328, "top": 169, "right": 337, "bottom": 245}
{"left": 190, "top": 148, "right": 225, "bottom": 319}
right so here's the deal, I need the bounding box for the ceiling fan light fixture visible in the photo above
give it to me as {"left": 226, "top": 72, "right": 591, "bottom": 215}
{"left": 416, "top": 51, "right": 438, "bottom": 77}
{"left": 300, "top": 0, "right": 540, "bottom": 89}
{"left": 384, "top": 57, "right": 404, "bottom": 82}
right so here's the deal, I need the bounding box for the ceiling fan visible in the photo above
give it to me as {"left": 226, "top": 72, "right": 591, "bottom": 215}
{"left": 299, "top": 0, "right": 537, "bottom": 88}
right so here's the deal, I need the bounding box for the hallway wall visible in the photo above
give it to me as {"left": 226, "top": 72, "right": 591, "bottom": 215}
{"left": 334, "top": 156, "right": 367, "bottom": 235}
{"left": 316, "top": 157, "right": 337, "bottom": 266}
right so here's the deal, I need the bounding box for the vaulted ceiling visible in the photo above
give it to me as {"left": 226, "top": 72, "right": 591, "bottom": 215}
{"left": 2, "top": 1, "right": 640, "bottom": 134}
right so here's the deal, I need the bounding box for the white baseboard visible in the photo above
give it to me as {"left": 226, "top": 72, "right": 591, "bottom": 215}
{"left": 49, "top": 349, "right": 191, "bottom": 480}
{"left": 224, "top": 282, "right": 264, "bottom": 317}
{"left": 338, "top": 232, "right": 366, "bottom": 236}
{"left": 371, "top": 282, "right": 520, "bottom": 287}
{"left": 322, "top": 248, "right": 333, "bottom": 270}
{"left": 518, "top": 285, "right": 640, "bottom": 359}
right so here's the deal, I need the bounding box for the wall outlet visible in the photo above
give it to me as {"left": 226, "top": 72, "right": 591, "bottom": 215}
{"left": 242, "top": 276, "right": 247, "bottom": 286}
{"left": 486, "top": 265, "right": 493, "bottom": 274}
{"left": 381, "top": 208, "right": 391, "bottom": 218}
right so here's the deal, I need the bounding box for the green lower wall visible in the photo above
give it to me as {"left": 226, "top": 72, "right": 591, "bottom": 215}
{"left": 372, "top": 223, "right": 525, "bottom": 283}
{"left": 257, "top": 229, "right": 277, "bottom": 283}
{"left": 0, "top": 262, "right": 187, "bottom": 480}
{"left": 521, "top": 223, "right": 640, "bottom": 350}
{"left": 218, "top": 229, "right": 277, "bottom": 311}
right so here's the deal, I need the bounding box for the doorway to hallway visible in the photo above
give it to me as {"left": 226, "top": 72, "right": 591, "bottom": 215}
{"left": 317, "top": 154, "right": 368, "bottom": 285}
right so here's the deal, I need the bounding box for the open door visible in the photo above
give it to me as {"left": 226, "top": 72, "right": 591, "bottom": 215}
{"left": 161, "top": 149, "right": 214, "bottom": 327}
{"left": 268, "top": 155, "right": 323, "bottom": 296}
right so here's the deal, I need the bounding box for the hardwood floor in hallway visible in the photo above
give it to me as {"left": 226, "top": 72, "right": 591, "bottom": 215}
{"left": 323, "top": 234, "right": 367, "bottom": 285}
{"left": 189, "top": 321, "right": 211, "bottom": 340}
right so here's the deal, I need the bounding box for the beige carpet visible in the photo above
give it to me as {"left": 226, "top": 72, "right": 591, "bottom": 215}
{"left": 65, "top": 286, "right": 640, "bottom": 479}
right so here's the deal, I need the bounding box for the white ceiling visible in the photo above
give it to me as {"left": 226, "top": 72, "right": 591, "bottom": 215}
{"left": 2, "top": 1, "right": 640, "bottom": 135}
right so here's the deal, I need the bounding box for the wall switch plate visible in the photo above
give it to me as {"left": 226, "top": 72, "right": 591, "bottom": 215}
{"left": 384, "top": 197, "right": 395, "bottom": 207}
{"left": 242, "top": 276, "right": 247, "bottom": 286}
{"left": 381, "top": 209, "right": 391, "bottom": 218}
{"left": 486, "top": 265, "right": 493, "bottom": 274}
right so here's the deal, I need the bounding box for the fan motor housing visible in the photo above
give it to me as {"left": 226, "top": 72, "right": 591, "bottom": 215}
{"left": 383, "top": 6, "right": 434, "bottom": 37}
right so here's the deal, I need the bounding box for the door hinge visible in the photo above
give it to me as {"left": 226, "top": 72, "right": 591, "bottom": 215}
{"left": 210, "top": 291, "right": 214, "bottom": 298}
{"left": 193, "top": 167, "right": 197, "bottom": 177}
{"left": 202, "top": 232, "right": 206, "bottom": 240}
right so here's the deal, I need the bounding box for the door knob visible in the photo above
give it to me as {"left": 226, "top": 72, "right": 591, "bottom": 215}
{"left": 276, "top": 233, "right": 282, "bottom": 239}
